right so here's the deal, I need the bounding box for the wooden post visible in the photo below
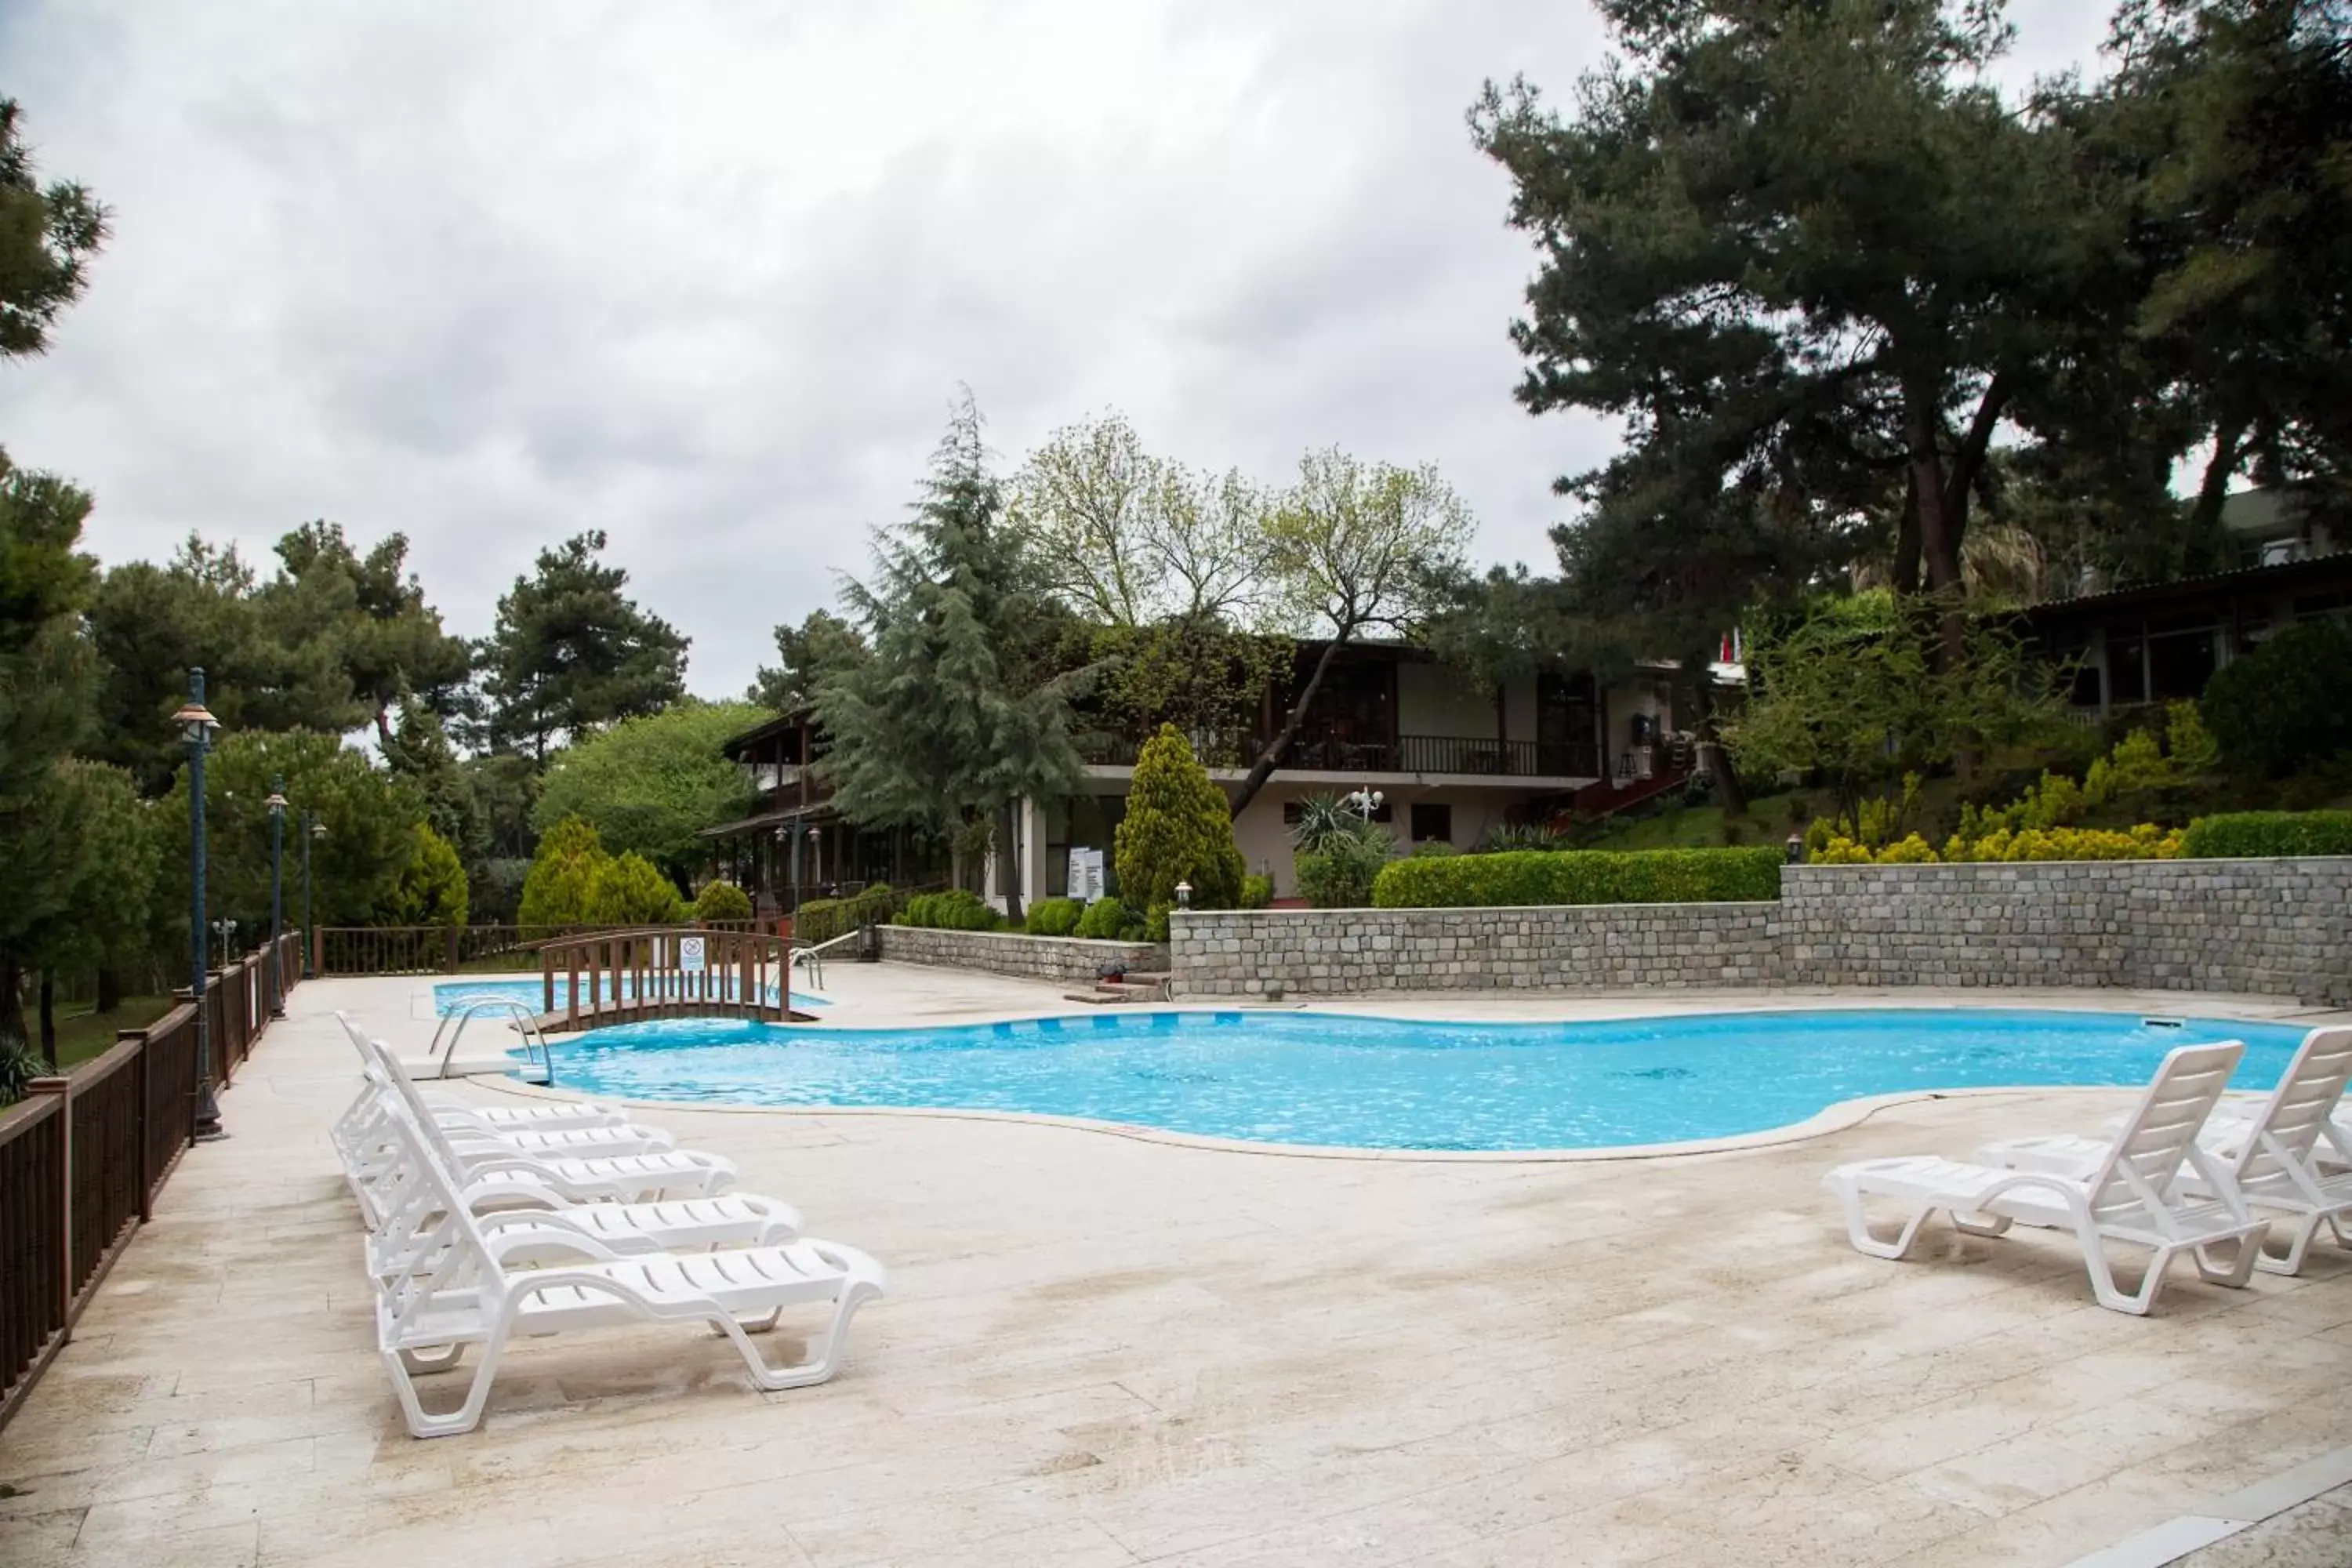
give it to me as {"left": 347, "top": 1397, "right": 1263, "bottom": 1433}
{"left": 26, "top": 1077, "right": 71, "bottom": 1327}
{"left": 123, "top": 1028, "right": 153, "bottom": 1223}
{"left": 444, "top": 925, "right": 458, "bottom": 975}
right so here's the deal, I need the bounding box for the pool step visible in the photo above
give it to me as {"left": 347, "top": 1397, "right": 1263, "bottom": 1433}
{"left": 1065, "top": 971, "right": 1173, "bottom": 1006}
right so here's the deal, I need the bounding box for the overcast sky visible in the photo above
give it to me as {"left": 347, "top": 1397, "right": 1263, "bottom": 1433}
{"left": 1, "top": 0, "right": 2114, "bottom": 699}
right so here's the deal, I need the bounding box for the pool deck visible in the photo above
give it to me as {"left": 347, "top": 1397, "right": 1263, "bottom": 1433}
{"left": 5, "top": 967, "right": 2351, "bottom": 1567}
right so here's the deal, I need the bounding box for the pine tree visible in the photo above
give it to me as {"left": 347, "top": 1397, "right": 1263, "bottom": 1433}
{"left": 518, "top": 815, "right": 607, "bottom": 930}
{"left": 1114, "top": 724, "right": 1245, "bottom": 927}
{"left": 480, "top": 532, "right": 689, "bottom": 764}
{"left": 819, "top": 394, "right": 1080, "bottom": 913}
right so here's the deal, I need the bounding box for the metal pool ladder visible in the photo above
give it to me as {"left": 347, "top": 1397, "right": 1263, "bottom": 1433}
{"left": 424, "top": 997, "right": 557, "bottom": 1085}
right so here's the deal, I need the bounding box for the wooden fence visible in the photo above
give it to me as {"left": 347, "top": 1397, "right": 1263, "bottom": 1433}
{"left": 0, "top": 931, "right": 302, "bottom": 1432}
{"left": 313, "top": 921, "right": 771, "bottom": 978}
{"left": 537, "top": 927, "right": 798, "bottom": 1031}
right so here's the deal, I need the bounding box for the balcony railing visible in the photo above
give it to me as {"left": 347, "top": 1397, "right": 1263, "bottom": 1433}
{"left": 1079, "top": 730, "right": 1601, "bottom": 780}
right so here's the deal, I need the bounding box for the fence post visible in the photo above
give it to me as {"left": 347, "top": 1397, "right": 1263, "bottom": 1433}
{"left": 123, "top": 1027, "right": 154, "bottom": 1223}
{"left": 26, "top": 1076, "right": 71, "bottom": 1330}
{"left": 444, "top": 925, "right": 458, "bottom": 975}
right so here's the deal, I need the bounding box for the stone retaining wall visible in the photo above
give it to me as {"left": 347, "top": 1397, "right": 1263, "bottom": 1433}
{"left": 873, "top": 925, "right": 1167, "bottom": 987}
{"left": 1170, "top": 903, "right": 1780, "bottom": 996}
{"left": 1167, "top": 856, "right": 2352, "bottom": 1004}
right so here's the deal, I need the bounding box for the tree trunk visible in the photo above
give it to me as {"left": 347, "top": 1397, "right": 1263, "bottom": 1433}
{"left": 1229, "top": 633, "right": 1352, "bottom": 819}
{"left": 999, "top": 800, "right": 1024, "bottom": 924}
{"left": 1892, "top": 469, "right": 1922, "bottom": 596}
{"left": 1687, "top": 671, "right": 1747, "bottom": 815}
{"left": 37, "top": 970, "right": 55, "bottom": 1065}
{"left": 0, "top": 958, "right": 24, "bottom": 1047}
{"left": 2185, "top": 418, "right": 2249, "bottom": 575}
{"left": 96, "top": 966, "right": 122, "bottom": 1014}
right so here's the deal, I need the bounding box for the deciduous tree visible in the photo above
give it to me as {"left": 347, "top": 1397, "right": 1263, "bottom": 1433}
{"left": 530, "top": 700, "right": 764, "bottom": 884}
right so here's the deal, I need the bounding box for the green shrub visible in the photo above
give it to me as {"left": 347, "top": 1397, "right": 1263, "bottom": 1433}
{"left": 1025, "top": 896, "right": 1086, "bottom": 936}
{"left": 1075, "top": 896, "right": 1131, "bottom": 940}
{"left": 379, "top": 822, "right": 470, "bottom": 927}
{"left": 801, "top": 883, "right": 898, "bottom": 942}
{"left": 902, "top": 889, "right": 997, "bottom": 931}
{"left": 1296, "top": 833, "right": 1391, "bottom": 908}
{"left": 586, "top": 851, "right": 684, "bottom": 924}
{"left": 2180, "top": 811, "right": 2352, "bottom": 859}
{"left": 1410, "top": 840, "right": 1461, "bottom": 857}
{"left": 692, "top": 880, "right": 754, "bottom": 923}
{"left": 1145, "top": 900, "right": 1174, "bottom": 943}
{"left": 1240, "top": 873, "right": 1273, "bottom": 909}
{"left": 1372, "top": 845, "right": 1785, "bottom": 908}
{"left": 2203, "top": 617, "right": 2352, "bottom": 776}
{"left": 1473, "top": 822, "right": 1574, "bottom": 854}
{"left": 518, "top": 814, "right": 605, "bottom": 928}
{"left": 0, "top": 1034, "right": 44, "bottom": 1107}
{"left": 1116, "top": 724, "right": 1246, "bottom": 913}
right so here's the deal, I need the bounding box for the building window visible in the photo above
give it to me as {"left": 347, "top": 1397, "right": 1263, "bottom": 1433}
{"left": 1410, "top": 802, "right": 1453, "bottom": 843}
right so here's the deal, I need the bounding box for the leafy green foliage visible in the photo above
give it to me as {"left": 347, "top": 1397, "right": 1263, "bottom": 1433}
{"left": 1287, "top": 793, "right": 1375, "bottom": 855}
{"left": 748, "top": 609, "right": 869, "bottom": 713}
{"left": 1730, "top": 598, "right": 2061, "bottom": 813}
{"left": 1294, "top": 839, "right": 1391, "bottom": 909}
{"left": 586, "top": 851, "right": 684, "bottom": 926}
{"left": 2202, "top": 618, "right": 2352, "bottom": 777}
{"left": 691, "top": 880, "right": 753, "bottom": 923}
{"left": 1075, "top": 897, "right": 1142, "bottom": 941}
{"left": 819, "top": 395, "right": 1081, "bottom": 901}
{"left": 1373, "top": 847, "right": 1785, "bottom": 909}
{"left": 517, "top": 815, "right": 605, "bottom": 929}
{"left": 1240, "top": 873, "right": 1273, "bottom": 909}
{"left": 159, "top": 729, "right": 425, "bottom": 937}
{"left": 19, "top": 762, "right": 155, "bottom": 1010}
{"left": 1115, "top": 725, "right": 1244, "bottom": 914}
{"left": 793, "top": 884, "right": 897, "bottom": 944}
{"left": 0, "top": 98, "right": 107, "bottom": 360}
{"left": 531, "top": 700, "right": 764, "bottom": 880}
{"left": 0, "top": 1033, "right": 43, "bottom": 1105}
{"left": 900, "top": 890, "right": 998, "bottom": 931}
{"left": 479, "top": 530, "right": 689, "bottom": 764}
{"left": 2180, "top": 811, "right": 2352, "bottom": 859}
{"left": 1024, "top": 897, "right": 1086, "bottom": 936}
{"left": 381, "top": 697, "right": 484, "bottom": 866}
{"left": 379, "top": 824, "right": 470, "bottom": 927}
{"left": 1472, "top": 822, "right": 1577, "bottom": 854}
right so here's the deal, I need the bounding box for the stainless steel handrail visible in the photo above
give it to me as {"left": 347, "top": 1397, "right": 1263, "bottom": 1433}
{"left": 424, "top": 997, "right": 555, "bottom": 1084}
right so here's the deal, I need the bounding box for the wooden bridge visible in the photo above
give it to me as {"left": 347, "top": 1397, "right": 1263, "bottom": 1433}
{"left": 534, "top": 927, "right": 810, "bottom": 1034}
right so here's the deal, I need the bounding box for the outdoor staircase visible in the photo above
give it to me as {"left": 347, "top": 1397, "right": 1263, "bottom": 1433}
{"left": 1063, "top": 970, "right": 1173, "bottom": 1006}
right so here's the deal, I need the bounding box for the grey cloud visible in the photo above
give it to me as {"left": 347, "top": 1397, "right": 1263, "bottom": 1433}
{"left": 0, "top": 0, "right": 2110, "bottom": 699}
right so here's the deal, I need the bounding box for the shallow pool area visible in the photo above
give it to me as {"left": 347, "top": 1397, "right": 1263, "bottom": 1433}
{"left": 434, "top": 978, "right": 828, "bottom": 1015}
{"left": 525, "top": 1007, "right": 2307, "bottom": 1151}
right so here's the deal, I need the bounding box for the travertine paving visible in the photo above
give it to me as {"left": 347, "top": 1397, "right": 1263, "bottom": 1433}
{"left": 4, "top": 970, "right": 2350, "bottom": 1567}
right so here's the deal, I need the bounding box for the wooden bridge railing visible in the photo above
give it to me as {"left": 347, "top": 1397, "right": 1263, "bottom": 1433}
{"left": 537, "top": 927, "right": 798, "bottom": 1032}
{"left": 314, "top": 921, "right": 771, "bottom": 978}
{"left": 0, "top": 931, "right": 303, "bottom": 1432}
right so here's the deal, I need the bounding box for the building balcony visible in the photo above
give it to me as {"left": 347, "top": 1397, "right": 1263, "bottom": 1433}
{"left": 1077, "top": 730, "right": 1601, "bottom": 786}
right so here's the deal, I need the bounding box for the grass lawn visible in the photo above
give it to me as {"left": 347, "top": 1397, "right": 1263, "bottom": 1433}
{"left": 1583, "top": 789, "right": 1820, "bottom": 851}
{"left": 44, "top": 994, "right": 180, "bottom": 1071}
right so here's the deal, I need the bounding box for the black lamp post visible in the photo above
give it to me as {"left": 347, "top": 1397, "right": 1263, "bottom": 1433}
{"left": 172, "top": 668, "right": 224, "bottom": 1142}
{"left": 266, "top": 777, "right": 287, "bottom": 1018}
{"left": 301, "top": 811, "right": 323, "bottom": 979}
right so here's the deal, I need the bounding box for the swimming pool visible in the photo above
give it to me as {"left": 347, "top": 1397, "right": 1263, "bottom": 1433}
{"left": 524, "top": 1007, "right": 2306, "bottom": 1152}
{"left": 434, "top": 978, "right": 829, "bottom": 1015}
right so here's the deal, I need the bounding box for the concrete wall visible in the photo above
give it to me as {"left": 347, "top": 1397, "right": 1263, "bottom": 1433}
{"left": 1170, "top": 857, "right": 2352, "bottom": 1005}
{"left": 875, "top": 924, "right": 1167, "bottom": 986}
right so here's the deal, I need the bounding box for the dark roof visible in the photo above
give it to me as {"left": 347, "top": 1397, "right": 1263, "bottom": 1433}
{"left": 720, "top": 710, "right": 815, "bottom": 758}
{"left": 697, "top": 801, "right": 839, "bottom": 837}
{"left": 2024, "top": 550, "right": 2352, "bottom": 625}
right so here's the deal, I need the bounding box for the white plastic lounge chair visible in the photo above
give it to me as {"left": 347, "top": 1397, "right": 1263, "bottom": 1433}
{"left": 1822, "top": 1040, "right": 2267, "bottom": 1315}
{"left": 351, "top": 1112, "right": 801, "bottom": 1281}
{"left": 370, "top": 1102, "right": 884, "bottom": 1438}
{"left": 342, "top": 1038, "right": 736, "bottom": 1227}
{"left": 331, "top": 1012, "right": 640, "bottom": 1146}
{"left": 1977, "top": 1027, "right": 2352, "bottom": 1276}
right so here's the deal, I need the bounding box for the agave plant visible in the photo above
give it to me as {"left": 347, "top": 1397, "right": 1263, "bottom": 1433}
{"left": 1289, "top": 791, "right": 1383, "bottom": 854}
{"left": 0, "top": 1033, "right": 45, "bottom": 1107}
{"left": 1472, "top": 821, "right": 1576, "bottom": 855}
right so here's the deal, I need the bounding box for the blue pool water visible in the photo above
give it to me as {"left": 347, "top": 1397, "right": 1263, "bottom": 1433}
{"left": 524, "top": 1007, "right": 2307, "bottom": 1151}
{"left": 434, "top": 978, "right": 828, "bottom": 1015}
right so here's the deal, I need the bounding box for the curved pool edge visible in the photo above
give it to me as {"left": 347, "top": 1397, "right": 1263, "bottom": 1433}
{"left": 460, "top": 1073, "right": 2147, "bottom": 1164}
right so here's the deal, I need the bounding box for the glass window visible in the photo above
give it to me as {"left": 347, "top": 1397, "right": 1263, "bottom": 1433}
{"left": 1410, "top": 802, "right": 1453, "bottom": 842}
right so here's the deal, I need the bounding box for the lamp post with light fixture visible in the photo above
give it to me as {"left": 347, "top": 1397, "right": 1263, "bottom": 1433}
{"left": 266, "top": 777, "right": 287, "bottom": 1017}
{"left": 301, "top": 811, "right": 325, "bottom": 978}
{"left": 172, "top": 668, "right": 224, "bottom": 1141}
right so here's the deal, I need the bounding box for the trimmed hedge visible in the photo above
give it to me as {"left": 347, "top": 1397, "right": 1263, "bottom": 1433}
{"left": 1372, "top": 846, "right": 1784, "bottom": 909}
{"left": 797, "top": 883, "right": 898, "bottom": 943}
{"left": 1024, "top": 896, "right": 1085, "bottom": 936}
{"left": 2180, "top": 811, "right": 2352, "bottom": 859}
{"left": 900, "top": 890, "right": 998, "bottom": 931}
